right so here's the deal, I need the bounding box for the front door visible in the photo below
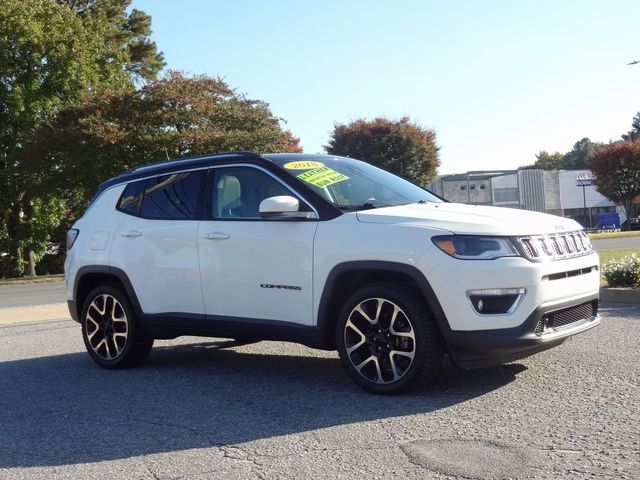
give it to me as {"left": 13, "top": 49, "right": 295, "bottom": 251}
{"left": 197, "top": 166, "right": 318, "bottom": 325}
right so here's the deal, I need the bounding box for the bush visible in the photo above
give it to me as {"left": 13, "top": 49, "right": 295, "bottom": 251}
{"left": 601, "top": 254, "right": 640, "bottom": 287}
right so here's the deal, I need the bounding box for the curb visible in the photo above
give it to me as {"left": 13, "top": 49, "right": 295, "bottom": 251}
{"left": 600, "top": 287, "right": 640, "bottom": 304}
{"left": 0, "top": 275, "right": 64, "bottom": 286}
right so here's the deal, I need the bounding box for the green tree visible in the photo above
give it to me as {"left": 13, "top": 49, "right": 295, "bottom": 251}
{"left": 0, "top": 0, "right": 130, "bottom": 276}
{"left": 324, "top": 117, "right": 440, "bottom": 186}
{"left": 519, "top": 151, "right": 563, "bottom": 170}
{"left": 27, "top": 71, "right": 302, "bottom": 214}
{"left": 519, "top": 138, "right": 602, "bottom": 171}
{"left": 622, "top": 112, "right": 640, "bottom": 141}
{"left": 590, "top": 141, "right": 640, "bottom": 226}
{"left": 561, "top": 137, "right": 601, "bottom": 170}
{"left": 56, "top": 0, "right": 164, "bottom": 82}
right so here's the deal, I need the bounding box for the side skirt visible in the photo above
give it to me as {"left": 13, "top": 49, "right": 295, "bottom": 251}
{"left": 139, "top": 313, "right": 333, "bottom": 350}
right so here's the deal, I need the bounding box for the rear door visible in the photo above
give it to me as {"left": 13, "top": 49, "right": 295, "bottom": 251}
{"left": 110, "top": 170, "right": 206, "bottom": 315}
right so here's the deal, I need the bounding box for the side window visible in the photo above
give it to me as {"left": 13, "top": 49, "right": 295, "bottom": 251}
{"left": 117, "top": 180, "right": 144, "bottom": 215}
{"left": 140, "top": 171, "right": 205, "bottom": 220}
{"left": 213, "top": 167, "right": 300, "bottom": 219}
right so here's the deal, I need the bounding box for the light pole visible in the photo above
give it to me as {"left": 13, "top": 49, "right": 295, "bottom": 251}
{"left": 576, "top": 171, "right": 595, "bottom": 228}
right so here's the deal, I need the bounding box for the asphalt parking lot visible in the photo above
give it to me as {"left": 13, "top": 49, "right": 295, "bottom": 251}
{"left": 0, "top": 297, "right": 638, "bottom": 479}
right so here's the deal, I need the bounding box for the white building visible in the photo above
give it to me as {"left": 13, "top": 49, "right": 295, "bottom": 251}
{"left": 427, "top": 169, "right": 627, "bottom": 228}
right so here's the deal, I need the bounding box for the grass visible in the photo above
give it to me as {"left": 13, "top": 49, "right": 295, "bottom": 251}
{"left": 597, "top": 247, "right": 639, "bottom": 266}
{"left": 588, "top": 230, "right": 640, "bottom": 240}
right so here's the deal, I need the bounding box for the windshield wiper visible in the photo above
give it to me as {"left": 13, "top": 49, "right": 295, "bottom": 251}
{"left": 337, "top": 203, "right": 379, "bottom": 211}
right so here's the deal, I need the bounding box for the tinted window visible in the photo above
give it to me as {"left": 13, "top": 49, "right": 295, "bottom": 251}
{"left": 140, "top": 171, "right": 204, "bottom": 220}
{"left": 213, "top": 167, "right": 296, "bottom": 219}
{"left": 117, "top": 180, "right": 144, "bottom": 215}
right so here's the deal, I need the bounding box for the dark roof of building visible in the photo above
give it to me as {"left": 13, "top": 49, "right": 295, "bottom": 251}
{"left": 438, "top": 170, "right": 522, "bottom": 182}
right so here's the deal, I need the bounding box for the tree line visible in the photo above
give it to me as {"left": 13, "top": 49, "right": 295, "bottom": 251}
{"left": 0, "top": 1, "right": 440, "bottom": 277}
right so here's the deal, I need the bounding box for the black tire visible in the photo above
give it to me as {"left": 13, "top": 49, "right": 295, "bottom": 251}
{"left": 81, "top": 285, "right": 153, "bottom": 369}
{"left": 336, "top": 283, "right": 443, "bottom": 394}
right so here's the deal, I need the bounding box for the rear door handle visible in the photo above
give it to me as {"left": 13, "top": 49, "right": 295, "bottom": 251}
{"left": 121, "top": 230, "right": 143, "bottom": 238}
{"left": 205, "top": 232, "right": 230, "bottom": 240}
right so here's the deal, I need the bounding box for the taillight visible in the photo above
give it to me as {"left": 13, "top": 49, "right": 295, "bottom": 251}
{"left": 66, "top": 229, "right": 79, "bottom": 251}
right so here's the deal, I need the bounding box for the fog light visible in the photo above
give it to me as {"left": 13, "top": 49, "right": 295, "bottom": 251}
{"left": 466, "top": 288, "right": 525, "bottom": 315}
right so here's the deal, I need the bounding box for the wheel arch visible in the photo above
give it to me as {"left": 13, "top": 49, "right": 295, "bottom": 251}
{"left": 72, "top": 266, "right": 143, "bottom": 323}
{"left": 316, "top": 261, "right": 451, "bottom": 349}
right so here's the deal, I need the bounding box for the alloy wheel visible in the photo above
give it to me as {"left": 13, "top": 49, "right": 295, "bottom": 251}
{"left": 343, "top": 297, "right": 416, "bottom": 384}
{"left": 85, "top": 294, "right": 129, "bottom": 361}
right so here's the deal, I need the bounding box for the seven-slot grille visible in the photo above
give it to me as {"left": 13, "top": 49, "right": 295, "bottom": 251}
{"left": 517, "top": 231, "right": 593, "bottom": 261}
{"left": 534, "top": 301, "right": 597, "bottom": 336}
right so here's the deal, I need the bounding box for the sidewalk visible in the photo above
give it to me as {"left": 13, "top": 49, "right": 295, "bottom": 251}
{"left": 0, "top": 303, "right": 69, "bottom": 324}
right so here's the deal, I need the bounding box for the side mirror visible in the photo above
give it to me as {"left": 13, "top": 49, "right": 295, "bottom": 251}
{"left": 259, "top": 196, "right": 316, "bottom": 219}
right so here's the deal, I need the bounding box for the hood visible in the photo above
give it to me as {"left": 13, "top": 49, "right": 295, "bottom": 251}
{"left": 356, "top": 202, "right": 582, "bottom": 236}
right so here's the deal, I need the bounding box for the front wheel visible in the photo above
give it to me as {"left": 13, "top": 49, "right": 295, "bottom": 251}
{"left": 81, "top": 285, "right": 153, "bottom": 369}
{"left": 336, "top": 283, "right": 443, "bottom": 394}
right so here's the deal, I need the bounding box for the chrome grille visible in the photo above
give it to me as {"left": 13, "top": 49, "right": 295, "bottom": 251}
{"left": 534, "top": 301, "right": 597, "bottom": 336}
{"left": 517, "top": 230, "right": 593, "bottom": 261}
{"left": 538, "top": 237, "right": 553, "bottom": 256}
{"left": 554, "top": 302, "right": 595, "bottom": 328}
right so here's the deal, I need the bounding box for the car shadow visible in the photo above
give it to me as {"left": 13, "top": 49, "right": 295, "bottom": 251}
{"left": 0, "top": 341, "right": 527, "bottom": 468}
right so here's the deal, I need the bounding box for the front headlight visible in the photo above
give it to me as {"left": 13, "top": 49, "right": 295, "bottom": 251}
{"left": 432, "top": 235, "right": 519, "bottom": 260}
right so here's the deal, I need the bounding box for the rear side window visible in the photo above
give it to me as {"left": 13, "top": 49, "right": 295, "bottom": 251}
{"left": 117, "top": 181, "right": 144, "bottom": 215}
{"left": 140, "top": 171, "right": 205, "bottom": 220}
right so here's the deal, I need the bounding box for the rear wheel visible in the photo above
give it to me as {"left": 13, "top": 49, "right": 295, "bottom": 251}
{"left": 336, "top": 283, "right": 443, "bottom": 394}
{"left": 81, "top": 285, "right": 153, "bottom": 369}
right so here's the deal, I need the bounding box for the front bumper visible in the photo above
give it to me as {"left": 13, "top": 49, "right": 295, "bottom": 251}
{"left": 443, "top": 293, "right": 600, "bottom": 369}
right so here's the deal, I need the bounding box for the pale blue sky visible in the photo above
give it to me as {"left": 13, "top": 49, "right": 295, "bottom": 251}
{"left": 135, "top": 0, "right": 640, "bottom": 174}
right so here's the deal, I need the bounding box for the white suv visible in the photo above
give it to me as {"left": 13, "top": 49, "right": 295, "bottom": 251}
{"left": 65, "top": 152, "right": 601, "bottom": 394}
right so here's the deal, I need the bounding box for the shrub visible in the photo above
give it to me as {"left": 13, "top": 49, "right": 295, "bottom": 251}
{"left": 601, "top": 253, "right": 640, "bottom": 287}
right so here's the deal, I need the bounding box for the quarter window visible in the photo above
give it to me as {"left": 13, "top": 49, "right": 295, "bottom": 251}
{"left": 140, "top": 171, "right": 205, "bottom": 220}
{"left": 117, "top": 180, "right": 144, "bottom": 215}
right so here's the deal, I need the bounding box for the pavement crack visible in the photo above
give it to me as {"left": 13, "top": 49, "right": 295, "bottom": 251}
{"left": 565, "top": 468, "right": 617, "bottom": 478}
{"left": 218, "top": 445, "right": 264, "bottom": 479}
{"left": 542, "top": 447, "right": 584, "bottom": 453}
{"left": 221, "top": 445, "right": 250, "bottom": 461}
{"left": 144, "top": 463, "right": 162, "bottom": 480}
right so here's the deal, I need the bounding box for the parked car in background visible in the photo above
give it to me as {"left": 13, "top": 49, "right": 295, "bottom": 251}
{"left": 621, "top": 217, "right": 640, "bottom": 231}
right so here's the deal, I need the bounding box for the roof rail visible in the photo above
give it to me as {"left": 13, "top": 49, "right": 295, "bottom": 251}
{"left": 127, "top": 150, "right": 261, "bottom": 174}
{"left": 95, "top": 150, "right": 268, "bottom": 194}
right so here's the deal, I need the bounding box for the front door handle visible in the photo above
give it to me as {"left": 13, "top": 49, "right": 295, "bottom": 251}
{"left": 121, "top": 230, "right": 143, "bottom": 238}
{"left": 205, "top": 232, "right": 230, "bottom": 240}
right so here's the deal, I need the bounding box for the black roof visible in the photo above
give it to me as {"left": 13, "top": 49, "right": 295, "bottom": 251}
{"left": 262, "top": 153, "right": 335, "bottom": 162}
{"left": 96, "top": 151, "right": 336, "bottom": 193}
{"left": 91, "top": 151, "right": 347, "bottom": 221}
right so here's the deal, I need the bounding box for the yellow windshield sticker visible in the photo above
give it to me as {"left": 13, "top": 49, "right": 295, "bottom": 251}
{"left": 283, "top": 161, "right": 325, "bottom": 170}
{"left": 297, "top": 166, "right": 349, "bottom": 188}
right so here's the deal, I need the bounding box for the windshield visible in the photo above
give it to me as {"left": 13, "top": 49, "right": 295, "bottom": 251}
{"left": 270, "top": 156, "right": 442, "bottom": 210}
